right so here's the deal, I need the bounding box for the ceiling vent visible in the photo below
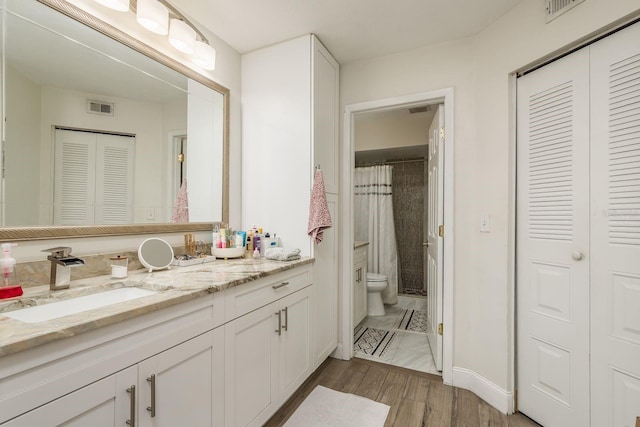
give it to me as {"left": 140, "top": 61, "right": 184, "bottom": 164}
{"left": 87, "top": 100, "right": 114, "bottom": 116}
{"left": 546, "top": 0, "right": 585, "bottom": 23}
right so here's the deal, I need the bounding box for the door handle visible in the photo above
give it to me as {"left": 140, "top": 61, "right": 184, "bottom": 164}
{"left": 126, "top": 385, "right": 135, "bottom": 426}
{"left": 146, "top": 374, "right": 156, "bottom": 418}
{"left": 572, "top": 251, "right": 584, "bottom": 261}
{"left": 275, "top": 310, "right": 282, "bottom": 335}
{"left": 282, "top": 307, "right": 288, "bottom": 332}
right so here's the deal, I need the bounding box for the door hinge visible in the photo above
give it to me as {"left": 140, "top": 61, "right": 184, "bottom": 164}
{"left": 439, "top": 127, "right": 445, "bottom": 139}
{"left": 438, "top": 225, "right": 444, "bottom": 237}
{"left": 438, "top": 323, "right": 443, "bottom": 335}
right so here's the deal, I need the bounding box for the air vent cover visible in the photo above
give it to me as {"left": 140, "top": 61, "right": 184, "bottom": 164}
{"left": 546, "top": 0, "right": 585, "bottom": 23}
{"left": 87, "top": 100, "right": 114, "bottom": 116}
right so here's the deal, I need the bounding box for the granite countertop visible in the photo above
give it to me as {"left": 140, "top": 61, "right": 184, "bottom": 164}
{"left": 354, "top": 241, "right": 369, "bottom": 249}
{"left": 0, "top": 257, "right": 313, "bottom": 357}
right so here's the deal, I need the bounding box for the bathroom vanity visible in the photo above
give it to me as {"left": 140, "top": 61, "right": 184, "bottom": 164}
{"left": 353, "top": 242, "right": 369, "bottom": 325}
{"left": 0, "top": 258, "right": 316, "bottom": 427}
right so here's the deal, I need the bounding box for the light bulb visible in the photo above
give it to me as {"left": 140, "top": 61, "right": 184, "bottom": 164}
{"left": 136, "top": 0, "right": 169, "bottom": 35}
{"left": 168, "top": 19, "right": 196, "bottom": 54}
{"left": 193, "top": 41, "right": 216, "bottom": 70}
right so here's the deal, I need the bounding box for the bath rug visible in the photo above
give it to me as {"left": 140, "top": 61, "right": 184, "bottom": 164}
{"left": 353, "top": 326, "right": 397, "bottom": 358}
{"left": 395, "top": 309, "right": 429, "bottom": 334}
{"left": 284, "top": 385, "right": 389, "bottom": 427}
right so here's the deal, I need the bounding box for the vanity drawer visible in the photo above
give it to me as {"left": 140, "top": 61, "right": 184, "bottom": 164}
{"left": 224, "top": 265, "right": 312, "bottom": 321}
{"left": 354, "top": 247, "right": 368, "bottom": 264}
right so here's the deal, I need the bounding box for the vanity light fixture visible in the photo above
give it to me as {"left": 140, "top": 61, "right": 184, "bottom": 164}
{"left": 168, "top": 18, "right": 196, "bottom": 54}
{"left": 193, "top": 41, "right": 216, "bottom": 70}
{"left": 93, "top": 0, "right": 216, "bottom": 70}
{"left": 136, "top": 0, "right": 168, "bottom": 35}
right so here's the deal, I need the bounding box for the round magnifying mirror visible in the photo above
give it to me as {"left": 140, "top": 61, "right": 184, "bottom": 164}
{"left": 138, "top": 238, "right": 174, "bottom": 273}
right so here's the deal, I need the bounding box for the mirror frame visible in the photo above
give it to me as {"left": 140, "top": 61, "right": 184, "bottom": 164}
{"left": 0, "top": 0, "right": 229, "bottom": 241}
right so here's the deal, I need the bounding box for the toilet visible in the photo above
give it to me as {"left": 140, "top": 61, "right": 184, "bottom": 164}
{"left": 366, "top": 273, "right": 388, "bottom": 316}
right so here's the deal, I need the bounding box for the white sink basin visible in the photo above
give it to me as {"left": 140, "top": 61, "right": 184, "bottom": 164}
{"left": 3, "top": 287, "right": 157, "bottom": 323}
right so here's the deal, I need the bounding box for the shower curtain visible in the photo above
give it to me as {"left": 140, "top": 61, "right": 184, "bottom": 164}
{"left": 354, "top": 165, "right": 398, "bottom": 305}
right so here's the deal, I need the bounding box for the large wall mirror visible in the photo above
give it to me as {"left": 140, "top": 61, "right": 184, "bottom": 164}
{"left": 0, "top": 0, "right": 229, "bottom": 241}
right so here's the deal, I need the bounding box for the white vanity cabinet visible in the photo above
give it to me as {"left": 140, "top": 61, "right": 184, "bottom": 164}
{"left": 224, "top": 267, "right": 313, "bottom": 427}
{"left": 353, "top": 244, "right": 368, "bottom": 326}
{"left": 0, "top": 293, "right": 225, "bottom": 427}
{"left": 2, "top": 332, "right": 219, "bottom": 427}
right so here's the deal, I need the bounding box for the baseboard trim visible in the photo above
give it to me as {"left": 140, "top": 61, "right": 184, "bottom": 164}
{"left": 331, "top": 343, "right": 344, "bottom": 360}
{"left": 452, "top": 367, "right": 514, "bottom": 414}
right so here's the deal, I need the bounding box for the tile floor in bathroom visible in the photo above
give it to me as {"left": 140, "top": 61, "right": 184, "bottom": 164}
{"left": 353, "top": 295, "right": 440, "bottom": 375}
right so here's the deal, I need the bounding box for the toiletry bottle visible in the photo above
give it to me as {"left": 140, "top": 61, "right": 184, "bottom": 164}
{"left": 253, "top": 246, "right": 260, "bottom": 258}
{"left": 246, "top": 236, "right": 253, "bottom": 258}
{"left": 0, "top": 243, "right": 22, "bottom": 299}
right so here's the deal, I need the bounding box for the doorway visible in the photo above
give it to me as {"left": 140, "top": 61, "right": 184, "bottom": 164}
{"left": 341, "top": 88, "right": 455, "bottom": 384}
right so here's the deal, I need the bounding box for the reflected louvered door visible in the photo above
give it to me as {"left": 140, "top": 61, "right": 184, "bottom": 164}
{"left": 589, "top": 22, "right": 640, "bottom": 427}
{"left": 516, "top": 47, "right": 590, "bottom": 426}
{"left": 54, "top": 129, "right": 96, "bottom": 225}
{"left": 95, "top": 133, "right": 134, "bottom": 224}
{"left": 54, "top": 129, "right": 134, "bottom": 225}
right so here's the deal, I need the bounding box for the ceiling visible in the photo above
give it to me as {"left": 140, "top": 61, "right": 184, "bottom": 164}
{"left": 172, "top": 0, "right": 524, "bottom": 63}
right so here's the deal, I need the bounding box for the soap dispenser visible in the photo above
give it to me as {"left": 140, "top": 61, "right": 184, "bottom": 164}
{"left": 0, "top": 243, "right": 23, "bottom": 299}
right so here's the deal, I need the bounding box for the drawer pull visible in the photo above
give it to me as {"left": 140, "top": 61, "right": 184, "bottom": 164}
{"left": 272, "top": 281, "right": 290, "bottom": 290}
{"left": 126, "top": 385, "right": 135, "bottom": 426}
{"left": 146, "top": 374, "right": 156, "bottom": 417}
{"left": 275, "top": 310, "right": 282, "bottom": 335}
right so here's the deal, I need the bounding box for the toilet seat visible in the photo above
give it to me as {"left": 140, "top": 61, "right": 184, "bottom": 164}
{"left": 367, "top": 273, "right": 387, "bottom": 282}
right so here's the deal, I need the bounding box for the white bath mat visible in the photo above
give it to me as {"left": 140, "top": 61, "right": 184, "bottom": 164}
{"left": 395, "top": 309, "right": 429, "bottom": 333}
{"left": 284, "top": 385, "right": 390, "bottom": 427}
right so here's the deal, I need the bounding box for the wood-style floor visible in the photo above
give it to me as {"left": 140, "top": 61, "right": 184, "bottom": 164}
{"left": 265, "top": 357, "right": 541, "bottom": 427}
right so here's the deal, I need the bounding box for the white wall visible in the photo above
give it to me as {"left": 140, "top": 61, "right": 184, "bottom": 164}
{"left": 5, "top": 67, "right": 41, "bottom": 225}
{"left": 354, "top": 109, "right": 430, "bottom": 151}
{"left": 341, "top": 0, "right": 640, "bottom": 397}
{"left": 9, "top": 0, "right": 241, "bottom": 261}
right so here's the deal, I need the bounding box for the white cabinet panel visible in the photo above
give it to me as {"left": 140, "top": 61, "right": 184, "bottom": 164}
{"left": 2, "top": 366, "right": 136, "bottom": 427}
{"left": 225, "top": 303, "right": 279, "bottom": 427}
{"left": 279, "top": 286, "right": 313, "bottom": 403}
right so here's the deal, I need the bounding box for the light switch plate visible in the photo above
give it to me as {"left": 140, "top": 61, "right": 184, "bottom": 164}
{"left": 480, "top": 214, "right": 490, "bottom": 233}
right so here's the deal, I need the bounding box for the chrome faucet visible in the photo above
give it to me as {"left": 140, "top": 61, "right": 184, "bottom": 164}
{"left": 43, "top": 247, "right": 85, "bottom": 290}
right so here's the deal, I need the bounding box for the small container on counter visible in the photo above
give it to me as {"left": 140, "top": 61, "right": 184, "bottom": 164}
{"left": 110, "top": 255, "right": 128, "bottom": 279}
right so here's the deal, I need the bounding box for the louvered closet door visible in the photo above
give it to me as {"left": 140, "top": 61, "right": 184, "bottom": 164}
{"left": 54, "top": 129, "right": 97, "bottom": 225}
{"left": 94, "top": 133, "right": 134, "bottom": 224}
{"left": 589, "top": 22, "right": 640, "bottom": 427}
{"left": 516, "top": 48, "right": 590, "bottom": 427}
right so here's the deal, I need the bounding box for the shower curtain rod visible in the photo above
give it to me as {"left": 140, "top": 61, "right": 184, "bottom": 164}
{"left": 356, "top": 157, "right": 425, "bottom": 167}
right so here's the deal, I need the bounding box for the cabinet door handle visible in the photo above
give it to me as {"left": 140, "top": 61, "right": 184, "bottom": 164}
{"left": 126, "top": 385, "right": 135, "bottom": 426}
{"left": 272, "top": 281, "right": 290, "bottom": 290}
{"left": 282, "top": 307, "right": 288, "bottom": 332}
{"left": 146, "top": 374, "right": 156, "bottom": 418}
{"left": 275, "top": 310, "right": 282, "bottom": 335}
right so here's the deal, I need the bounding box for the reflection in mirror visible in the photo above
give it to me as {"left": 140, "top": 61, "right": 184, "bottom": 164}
{"left": 1, "top": 0, "right": 226, "bottom": 230}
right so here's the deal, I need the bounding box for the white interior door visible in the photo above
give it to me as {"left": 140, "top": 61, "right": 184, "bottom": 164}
{"left": 516, "top": 48, "right": 590, "bottom": 426}
{"left": 589, "top": 22, "right": 640, "bottom": 427}
{"left": 426, "top": 104, "right": 444, "bottom": 372}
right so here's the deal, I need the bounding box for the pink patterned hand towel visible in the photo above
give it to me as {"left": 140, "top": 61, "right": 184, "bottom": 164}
{"left": 308, "top": 169, "right": 333, "bottom": 244}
